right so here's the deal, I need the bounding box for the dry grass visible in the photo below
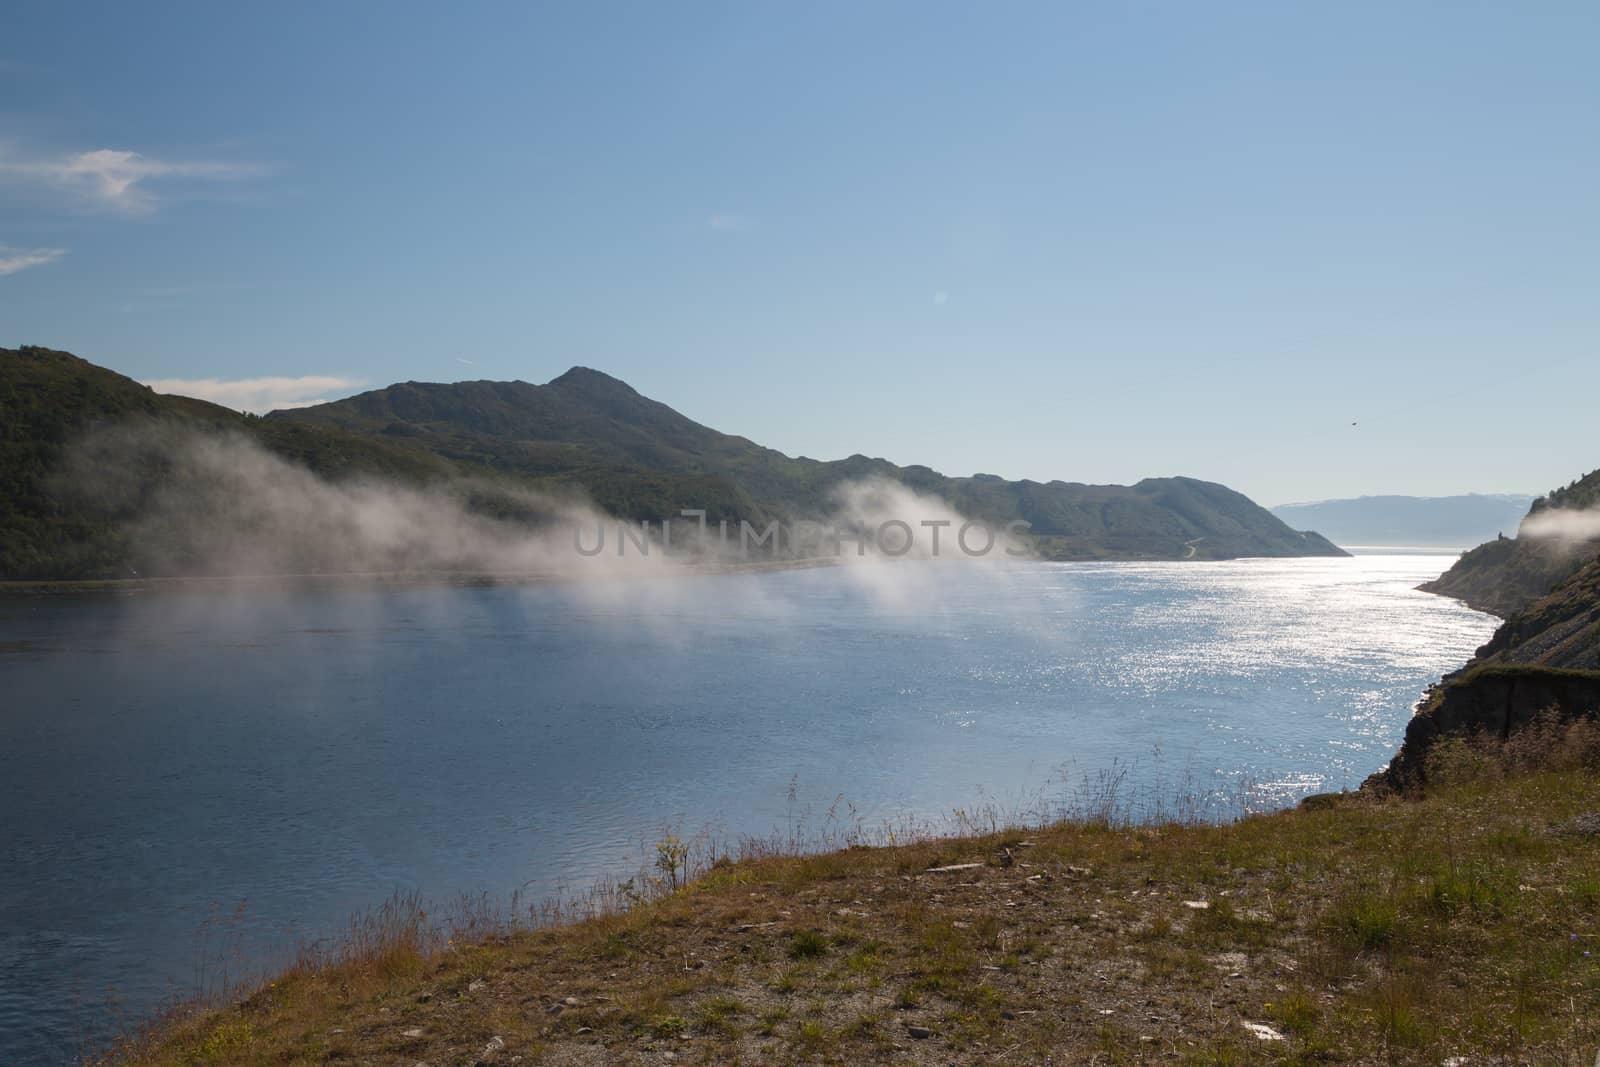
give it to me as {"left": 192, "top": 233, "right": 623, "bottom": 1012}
{"left": 97, "top": 747, "right": 1600, "bottom": 1066}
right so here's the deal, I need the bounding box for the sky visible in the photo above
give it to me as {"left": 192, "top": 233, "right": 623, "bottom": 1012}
{"left": 2, "top": 2, "right": 1596, "bottom": 506}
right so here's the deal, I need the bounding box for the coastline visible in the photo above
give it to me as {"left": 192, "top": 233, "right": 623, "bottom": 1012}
{"left": 100, "top": 757, "right": 1600, "bottom": 1065}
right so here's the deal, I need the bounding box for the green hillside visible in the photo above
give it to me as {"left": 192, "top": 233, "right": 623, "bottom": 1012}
{"left": 0, "top": 346, "right": 508, "bottom": 578}
{"left": 276, "top": 368, "right": 1345, "bottom": 562}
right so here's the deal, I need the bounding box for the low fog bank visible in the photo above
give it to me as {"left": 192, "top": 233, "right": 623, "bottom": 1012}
{"left": 59, "top": 425, "right": 1035, "bottom": 584}
{"left": 1521, "top": 506, "right": 1600, "bottom": 544}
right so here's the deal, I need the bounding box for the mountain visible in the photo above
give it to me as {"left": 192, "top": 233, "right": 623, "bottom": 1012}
{"left": 1269, "top": 494, "right": 1532, "bottom": 550}
{"left": 0, "top": 346, "right": 1344, "bottom": 580}
{"left": 1420, "top": 468, "right": 1600, "bottom": 617}
{"left": 273, "top": 369, "right": 1345, "bottom": 562}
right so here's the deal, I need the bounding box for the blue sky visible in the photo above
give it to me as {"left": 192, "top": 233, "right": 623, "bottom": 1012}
{"left": 2, "top": 2, "right": 1596, "bottom": 505}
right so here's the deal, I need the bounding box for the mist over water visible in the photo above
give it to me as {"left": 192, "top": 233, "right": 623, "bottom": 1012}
{"left": 58, "top": 425, "right": 1025, "bottom": 578}
{"left": 0, "top": 555, "right": 1494, "bottom": 1064}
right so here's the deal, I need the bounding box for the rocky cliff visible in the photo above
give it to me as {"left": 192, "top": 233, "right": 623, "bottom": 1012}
{"left": 1373, "top": 547, "right": 1600, "bottom": 791}
{"left": 1371, "top": 664, "right": 1600, "bottom": 791}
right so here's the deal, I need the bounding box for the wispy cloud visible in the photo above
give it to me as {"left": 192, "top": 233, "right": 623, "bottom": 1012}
{"left": 708, "top": 213, "right": 747, "bottom": 231}
{"left": 0, "top": 245, "right": 66, "bottom": 276}
{"left": 0, "top": 148, "right": 264, "bottom": 215}
{"left": 1522, "top": 507, "right": 1600, "bottom": 543}
{"left": 142, "top": 375, "right": 365, "bottom": 414}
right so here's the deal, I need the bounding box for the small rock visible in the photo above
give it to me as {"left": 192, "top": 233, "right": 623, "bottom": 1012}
{"left": 416, "top": 991, "right": 433, "bottom": 1003}
{"left": 1182, "top": 900, "right": 1210, "bottom": 910}
{"left": 1000, "top": 1010, "right": 1016, "bottom": 1020}
{"left": 563, "top": 995, "right": 580, "bottom": 1007}
{"left": 401, "top": 1028, "right": 424, "bottom": 1038}
{"left": 467, "top": 979, "right": 486, "bottom": 993}
{"left": 1242, "top": 1021, "right": 1285, "bottom": 1042}
{"left": 1557, "top": 811, "right": 1600, "bottom": 837}
{"left": 906, "top": 1024, "right": 934, "bottom": 1039}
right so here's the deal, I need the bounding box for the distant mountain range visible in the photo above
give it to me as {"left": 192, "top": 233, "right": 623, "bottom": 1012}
{"left": 0, "top": 346, "right": 1344, "bottom": 580}
{"left": 1269, "top": 494, "right": 1534, "bottom": 551}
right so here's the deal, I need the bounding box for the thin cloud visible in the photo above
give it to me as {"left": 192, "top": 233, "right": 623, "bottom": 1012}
{"left": 1522, "top": 507, "right": 1600, "bottom": 543}
{"left": 0, "top": 246, "right": 66, "bottom": 275}
{"left": 0, "top": 148, "right": 264, "bottom": 215}
{"left": 142, "top": 375, "right": 365, "bottom": 414}
{"left": 708, "top": 213, "right": 747, "bottom": 231}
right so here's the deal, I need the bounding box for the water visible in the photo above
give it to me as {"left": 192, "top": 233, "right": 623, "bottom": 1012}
{"left": 0, "top": 555, "right": 1492, "bottom": 1063}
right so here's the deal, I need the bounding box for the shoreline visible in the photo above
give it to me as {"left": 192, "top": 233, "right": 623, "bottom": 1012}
{"left": 98, "top": 756, "right": 1600, "bottom": 1065}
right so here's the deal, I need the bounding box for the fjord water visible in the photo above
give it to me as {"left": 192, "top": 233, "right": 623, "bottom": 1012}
{"left": 0, "top": 556, "right": 1492, "bottom": 1063}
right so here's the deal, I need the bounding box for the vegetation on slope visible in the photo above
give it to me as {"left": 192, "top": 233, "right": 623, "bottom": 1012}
{"left": 108, "top": 745, "right": 1600, "bottom": 1066}
{"left": 1422, "top": 468, "right": 1600, "bottom": 617}
{"left": 1473, "top": 557, "right": 1600, "bottom": 672}
{"left": 0, "top": 354, "right": 510, "bottom": 580}
{"left": 277, "top": 368, "right": 1345, "bottom": 561}
{"left": 0, "top": 346, "right": 473, "bottom": 578}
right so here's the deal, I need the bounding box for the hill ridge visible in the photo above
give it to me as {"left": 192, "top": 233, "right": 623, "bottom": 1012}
{"left": 1, "top": 345, "right": 1346, "bottom": 579}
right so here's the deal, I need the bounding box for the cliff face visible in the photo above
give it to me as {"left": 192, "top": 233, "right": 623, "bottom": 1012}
{"left": 1372, "top": 665, "right": 1600, "bottom": 790}
{"left": 1373, "top": 553, "right": 1600, "bottom": 791}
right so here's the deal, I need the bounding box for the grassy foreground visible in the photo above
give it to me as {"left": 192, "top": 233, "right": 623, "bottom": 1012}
{"left": 107, "top": 753, "right": 1600, "bottom": 1066}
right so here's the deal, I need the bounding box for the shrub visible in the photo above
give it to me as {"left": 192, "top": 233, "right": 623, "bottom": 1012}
{"left": 788, "top": 929, "right": 828, "bottom": 959}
